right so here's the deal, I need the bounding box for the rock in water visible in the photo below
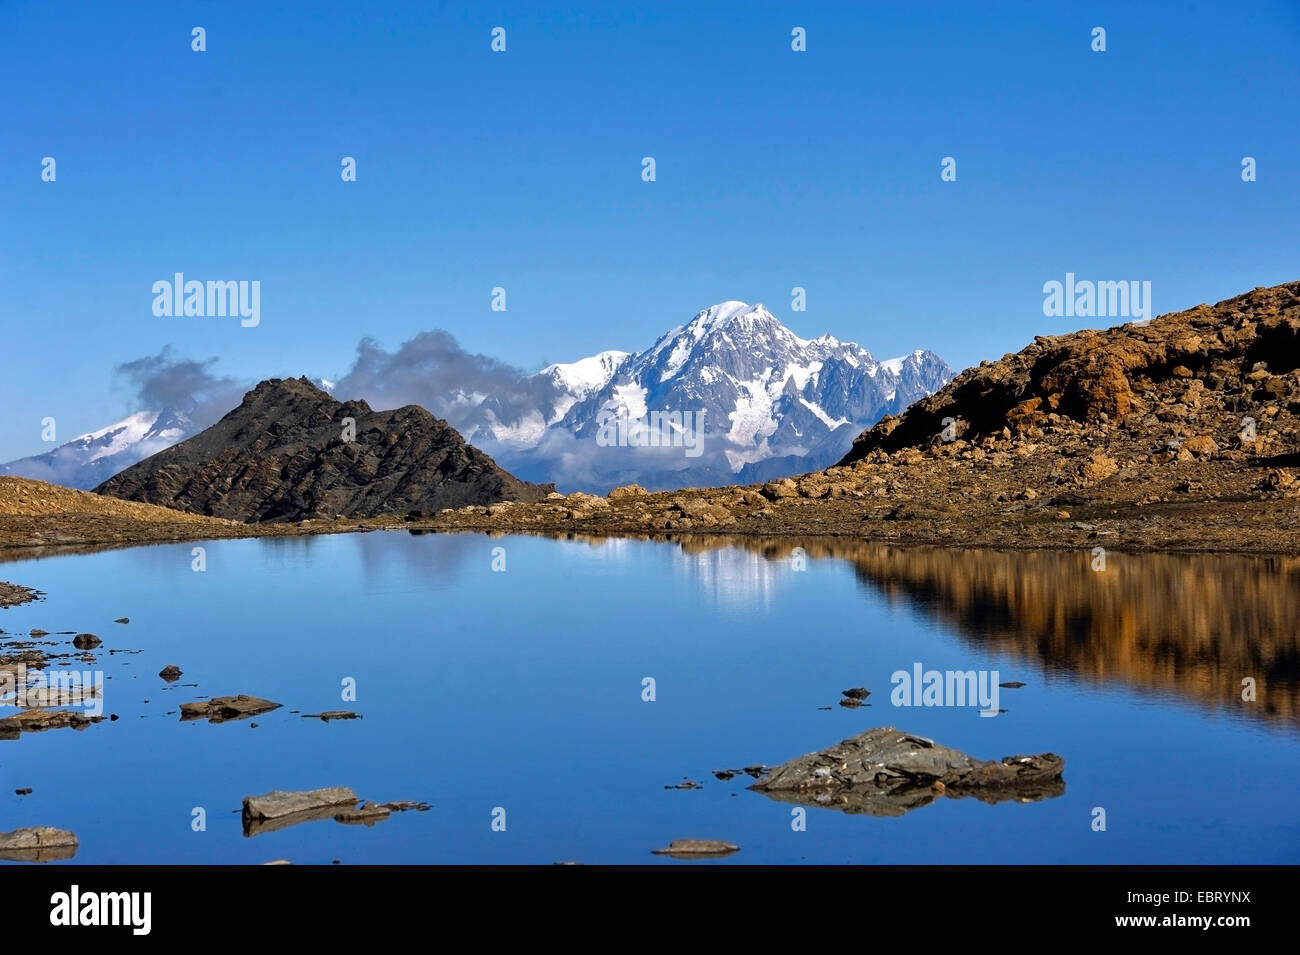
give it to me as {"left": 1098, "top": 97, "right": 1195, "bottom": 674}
{"left": 651, "top": 839, "right": 739, "bottom": 858}
{"left": 750, "top": 726, "right": 1064, "bottom": 817}
{"left": 0, "top": 826, "right": 78, "bottom": 862}
{"left": 95, "top": 376, "right": 553, "bottom": 522}
{"left": 333, "top": 802, "right": 391, "bottom": 825}
{"left": 0, "top": 708, "right": 106, "bottom": 738}
{"left": 179, "top": 694, "right": 281, "bottom": 723}
{"left": 72, "top": 633, "right": 101, "bottom": 649}
{"left": 158, "top": 665, "right": 183, "bottom": 682}
{"left": 300, "top": 710, "right": 360, "bottom": 722}
{"left": 242, "top": 787, "right": 359, "bottom": 837}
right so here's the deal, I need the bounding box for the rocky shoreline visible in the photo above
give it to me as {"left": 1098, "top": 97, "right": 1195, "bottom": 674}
{"left": 2, "top": 464, "right": 1298, "bottom": 564}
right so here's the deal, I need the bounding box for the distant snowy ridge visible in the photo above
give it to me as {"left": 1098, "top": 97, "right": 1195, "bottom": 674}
{"left": 1, "top": 409, "right": 193, "bottom": 490}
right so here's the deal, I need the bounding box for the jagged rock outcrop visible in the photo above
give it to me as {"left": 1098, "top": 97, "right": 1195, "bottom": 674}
{"left": 96, "top": 377, "right": 552, "bottom": 522}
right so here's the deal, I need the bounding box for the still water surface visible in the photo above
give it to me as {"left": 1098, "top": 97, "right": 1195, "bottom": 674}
{"left": 1, "top": 531, "right": 1296, "bottom": 863}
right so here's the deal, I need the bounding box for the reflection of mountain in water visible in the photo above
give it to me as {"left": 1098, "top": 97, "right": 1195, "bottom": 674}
{"left": 524, "top": 532, "right": 1300, "bottom": 726}
{"left": 673, "top": 539, "right": 787, "bottom": 612}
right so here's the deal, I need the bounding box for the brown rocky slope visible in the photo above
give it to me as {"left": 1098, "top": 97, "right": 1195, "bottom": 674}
{"left": 841, "top": 281, "right": 1300, "bottom": 464}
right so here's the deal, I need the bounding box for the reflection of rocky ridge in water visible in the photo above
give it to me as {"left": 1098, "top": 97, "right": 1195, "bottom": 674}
{"left": 777, "top": 539, "right": 1299, "bottom": 725}
{"left": 524, "top": 530, "right": 1300, "bottom": 726}
{"left": 856, "top": 546, "right": 1299, "bottom": 725}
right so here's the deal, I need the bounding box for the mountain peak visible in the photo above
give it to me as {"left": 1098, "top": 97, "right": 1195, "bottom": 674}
{"left": 540, "top": 350, "right": 631, "bottom": 398}
{"left": 98, "top": 378, "right": 551, "bottom": 521}
{"left": 689, "top": 301, "right": 779, "bottom": 333}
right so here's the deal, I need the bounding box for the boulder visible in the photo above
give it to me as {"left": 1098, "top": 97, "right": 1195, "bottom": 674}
{"left": 607, "top": 484, "right": 648, "bottom": 499}
{"left": 750, "top": 727, "right": 1065, "bottom": 817}
{"left": 1081, "top": 452, "right": 1119, "bottom": 482}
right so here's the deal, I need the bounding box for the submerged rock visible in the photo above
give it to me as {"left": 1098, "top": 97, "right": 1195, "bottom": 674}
{"left": 380, "top": 801, "right": 431, "bottom": 813}
{"left": 750, "top": 726, "right": 1064, "bottom": 817}
{"left": 0, "top": 826, "right": 78, "bottom": 862}
{"left": 301, "top": 710, "right": 360, "bottom": 722}
{"left": 180, "top": 694, "right": 281, "bottom": 723}
{"left": 334, "top": 801, "right": 391, "bottom": 825}
{"left": 652, "top": 839, "right": 739, "bottom": 858}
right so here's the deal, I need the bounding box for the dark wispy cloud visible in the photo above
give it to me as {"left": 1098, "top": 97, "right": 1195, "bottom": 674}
{"left": 331, "top": 331, "right": 559, "bottom": 426}
{"left": 113, "top": 347, "right": 247, "bottom": 429}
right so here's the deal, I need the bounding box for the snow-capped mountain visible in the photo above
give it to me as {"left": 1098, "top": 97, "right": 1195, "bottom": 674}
{"left": 1, "top": 409, "right": 192, "bottom": 490}
{"left": 539, "top": 350, "right": 631, "bottom": 414}
{"left": 572, "top": 302, "right": 945, "bottom": 462}
{"left": 448, "top": 350, "right": 631, "bottom": 450}
{"left": 482, "top": 302, "right": 949, "bottom": 489}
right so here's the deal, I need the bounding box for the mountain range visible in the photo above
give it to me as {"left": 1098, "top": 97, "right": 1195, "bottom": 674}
{"left": 3, "top": 303, "right": 951, "bottom": 493}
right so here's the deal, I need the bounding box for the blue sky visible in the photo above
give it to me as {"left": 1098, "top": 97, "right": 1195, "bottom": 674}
{"left": 3, "top": 0, "right": 1299, "bottom": 459}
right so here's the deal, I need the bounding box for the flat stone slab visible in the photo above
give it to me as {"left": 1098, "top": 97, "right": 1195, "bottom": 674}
{"left": 244, "top": 786, "right": 358, "bottom": 821}
{"left": 750, "top": 726, "right": 1065, "bottom": 817}
{"left": 652, "top": 839, "right": 739, "bottom": 858}
{"left": 241, "top": 788, "right": 427, "bottom": 837}
{"left": 0, "top": 826, "right": 78, "bottom": 862}
{"left": 242, "top": 787, "right": 358, "bottom": 837}
{"left": 180, "top": 694, "right": 281, "bottom": 724}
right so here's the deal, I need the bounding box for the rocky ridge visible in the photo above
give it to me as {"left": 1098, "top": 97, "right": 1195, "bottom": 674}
{"left": 96, "top": 377, "right": 552, "bottom": 522}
